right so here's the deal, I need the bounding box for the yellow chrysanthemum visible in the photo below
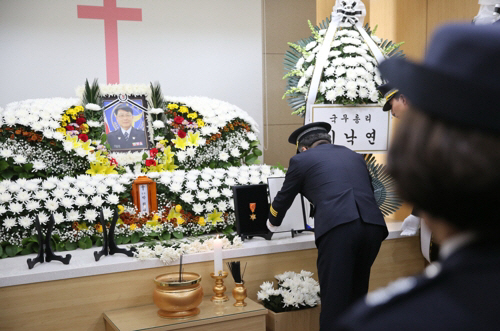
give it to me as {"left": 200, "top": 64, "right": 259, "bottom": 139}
{"left": 129, "top": 224, "right": 137, "bottom": 231}
{"left": 207, "top": 209, "right": 223, "bottom": 225}
{"left": 167, "top": 103, "right": 179, "bottom": 110}
{"left": 117, "top": 218, "right": 124, "bottom": 225}
{"left": 61, "top": 115, "right": 70, "bottom": 123}
{"left": 77, "top": 222, "right": 89, "bottom": 231}
{"left": 96, "top": 224, "right": 103, "bottom": 233}
{"left": 179, "top": 106, "right": 189, "bottom": 113}
{"left": 175, "top": 205, "right": 182, "bottom": 213}
{"left": 172, "top": 137, "right": 187, "bottom": 150}
{"left": 187, "top": 112, "right": 198, "bottom": 120}
{"left": 198, "top": 217, "right": 206, "bottom": 226}
{"left": 56, "top": 128, "right": 66, "bottom": 134}
{"left": 81, "top": 123, "right": 89, "bottom": 133}
{"left": 74, "top": 106, "right": 84, "bottom": 112}
{"left": 196, "top": 119, "right": 205, "bottom": 127}
{"left": 117, "top": 205, "right": 125, "bottom": 214}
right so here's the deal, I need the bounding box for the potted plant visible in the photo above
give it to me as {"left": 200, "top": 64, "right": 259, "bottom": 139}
{"left": 257, "top": 270, "right": 321, "bottom": 331}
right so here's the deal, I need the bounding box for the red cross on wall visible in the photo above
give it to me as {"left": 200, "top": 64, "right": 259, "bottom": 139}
{"left": 77, "top": 0, "right": 142, "bottom": 84}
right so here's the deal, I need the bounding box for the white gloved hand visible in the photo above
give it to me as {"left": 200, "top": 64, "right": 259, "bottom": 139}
{"left": 400, "top": 214, "right": 421, "bottom": 236}
{"left": 267, "top": 220, "right": 280, "bottom": 232}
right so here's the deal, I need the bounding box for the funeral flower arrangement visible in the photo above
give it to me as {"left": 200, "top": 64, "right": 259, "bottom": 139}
{"left": 0, "top": 81, "right": 276, "bottom": 260}
{"left": 257, "top": 270, "right": 321, "bottom": 312}
{"left": 283, "top": 20, "right": 403, "bottom": 117}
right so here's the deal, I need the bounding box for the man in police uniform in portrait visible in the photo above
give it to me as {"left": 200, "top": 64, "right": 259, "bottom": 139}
{"left": 335, "top": 23, "right": 500, "bottom": 331}
{"left": 267, "top": 122, "right": 388, "bottom": 329}
{"left": 106, "top": 105, "right": 148, "bottom": 150}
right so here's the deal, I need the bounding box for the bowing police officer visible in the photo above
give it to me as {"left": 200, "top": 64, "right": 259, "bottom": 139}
{"left": 267, "top": 122, "right": 388, "bottom": 329}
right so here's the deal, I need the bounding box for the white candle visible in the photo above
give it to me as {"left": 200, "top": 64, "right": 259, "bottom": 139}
{"left": 213, "top": 236, "right": 223, "bottom": 275}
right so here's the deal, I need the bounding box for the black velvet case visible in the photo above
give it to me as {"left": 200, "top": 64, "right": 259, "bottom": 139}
{"left": 232, "top": 184, "right": 272, "bottom": 240}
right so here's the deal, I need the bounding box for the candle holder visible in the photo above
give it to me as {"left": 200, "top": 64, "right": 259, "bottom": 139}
{"left": 210, "top": 271, "right": 229, "bottom": 302}
{"left": 232, "top": 282, "right": 247, "bottom": 307}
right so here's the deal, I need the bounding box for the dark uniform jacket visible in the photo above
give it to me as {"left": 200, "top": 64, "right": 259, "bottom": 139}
{"left": 335, "top": 240, "right": 500, "bottom": 330}
{"left": 268, "top": 144, "right": 387, "bottom": 240}
{"left": 107, "top": 127, "right": 147, "bottom": 150}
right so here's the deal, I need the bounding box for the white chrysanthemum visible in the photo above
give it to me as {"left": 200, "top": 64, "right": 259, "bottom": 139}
{"left": 84, "top": 209, "right": 99, "bottom": 221}
{"left": 295, "top": 57, "right": 305, "bottom": 70}
{"left": 364, "top": 62, "right": 375, "bottom": 72}
{"left": 305, "top": 65, "right": 315, "bottom": 78}
{"left": 346, "top": 69, "right": 358, "bottom": 80}
{"left": 75, "top": 196, "right": 88, "bottom": 207}
{"left": 218, "top": 151, "right": 229, "bottom": 162}
{"left": 343, "top": 57, "right": 359, "bottom": 67}
{"left": 358, "top": 88, "right": 369, "bottom": 98}
{"left": 230, "top": 148, "right": 240, "bottom": 158}
{"left": 331, "top": 40, "right": 341, "bottom": 47}
{"left": 369, "top": 89, "right": 380, "bottom": 102}
{"left": 52, "top": 189, "right": 66, "bottom": 200}
{"left": 85, "top": 103, "right": 101, "bottom": 111}
{"left": 9, "top": 204, "right": 23, "bottom": 217}
{"left": 333, "top": 87, "right": 345, "bottom": 98}
{"left": 53, "top": 212, "right": 65, "bottom": 224}
{"left": 67, "top": 210, "right": 80, "bottom": 222}
{"left": 13, "top": 155, "right": 26, "bottom": 165}
{"left": 60, "top": 197, "right": 74, "bottom": 209}
{"left": 305, "top": 53, "right": 315, "bottom": 63}
{"left": 305, "top": 41, "right": 317, "bottom": 51}
{"left": 205, "top": 202, "right": 215, "bottom": 212}
{"left": 152, "top": 120, "right": 165, "bottom": 129}
{"left": 4, "top": 217, "right": 16, "bottom": 229}
{"left": 184, "top": 181, "right": 197, "bottom": 191}
{"left": 0, "top": 149, "right": 13, "bottom": 158}
{"left": 45, "top": 199, "right": 59, "bottom": 212}
{"left": 329, "top": 50, "right": 341, "bottom": 58}
{"left": 192, "top": 203, "right": 204, "bottom": 214}
{"left": 106, "top": 194, "right": 119, "bottom": 205}
{"left": 325, "top": 90, "right": 336, "bottom": 102}
{"left": 83, "top": 185, "right": 96, "bottom": 196}
{"left": 169, "top": 182, "right": 183, "bottom": 193}
{"left": 211, "top": 178, "right": 222, "bottom": 187}
{"left": 198, "top": 181, "right": 210, "bottom": 190}
{"left": 196, "top": 191, "right": 209, "bottom": 201}
{"left": 18, "top": 216, "right": 33, "bottom": 228}
{"left": 38, "top": 212, "right": 49, "bottom": 224}
{"left": 247, "top": 132, "right": 257, "bottom": 141}
{"left": 238, "top": 176, "right": 249, "bottom": 185}
{"left": 209, "top": 189, "right": 220, "bottom": 199}
{"left": 180, "top": 192, "right": 194, "bottom": 204}
{"left": 324, "top": 67, "right": 336, "bottom": 77}
{"left": 103, "top": 207, "right": 113, "bottom": 219}
{"left": 346, "top": 89, "right": 358, "bottom": 99}
{"left": 345, "top": 81, "right": 357, "bottom": 91}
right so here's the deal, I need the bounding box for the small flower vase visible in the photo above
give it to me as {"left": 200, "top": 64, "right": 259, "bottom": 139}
{"left": 232, "top": 282, "right": 247, "bottom": 307}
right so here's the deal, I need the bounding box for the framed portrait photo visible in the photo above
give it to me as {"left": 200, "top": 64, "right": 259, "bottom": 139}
{"left": 102, "top": 94, "right": 151, "bottom": 152}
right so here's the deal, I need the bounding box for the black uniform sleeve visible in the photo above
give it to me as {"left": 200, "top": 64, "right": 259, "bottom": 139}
{"left": 268, "top": 157, "right": 303, "bottom": 226}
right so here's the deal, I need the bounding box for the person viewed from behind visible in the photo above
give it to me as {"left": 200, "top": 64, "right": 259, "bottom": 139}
{"left": 267, "top": 122, "right": 388, "bottom": 330}
{"left": 335, "top": 23, "right": 500, "bottom": 331}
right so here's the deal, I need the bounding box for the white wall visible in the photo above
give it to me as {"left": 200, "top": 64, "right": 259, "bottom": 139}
{"left": 0, "top": 0, "right": 263, "bottom": 140}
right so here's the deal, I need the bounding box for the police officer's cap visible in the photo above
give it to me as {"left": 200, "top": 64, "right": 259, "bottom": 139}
{"left": 288, "top": 122, "right": 331, "bottom": 150}
{"left": 377, "top": 83, "right": 399, "bottom": 112}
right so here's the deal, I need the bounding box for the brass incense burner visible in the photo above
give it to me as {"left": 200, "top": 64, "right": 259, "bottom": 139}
{"left": 153, "top": 272, "right": 203, "bottom": 318}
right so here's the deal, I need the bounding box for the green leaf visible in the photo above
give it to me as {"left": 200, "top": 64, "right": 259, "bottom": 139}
{"left": 253, "top": 148, "right": 263, "bottom": 156}
{"left": 0, "top": 245, "right": 3, "bottom": 256}
{"left": 1, "top": 253, "right": 7, "bottom": 259}
{"left": 131, "top": 232, "right": 141, "bottom": 243}
{"left": 115, "top": 236, "right": 124, "bottom": 245}
{"left": 101, "top": 133, "right": 107, "bottom": 144}
{"left": 78, "top": 238, "right": 88, "bottom": 249}
{"left": 13, "top": 166, "right": 23, "bottom": 173}
{"left": 0, "top": 161, "right": 9, "bottom": 171}
{"left": 172, "top": 231, "right": 184, "bottom": 239}
{"left": 95, "top": 238, "right": 103, "bottom": 247}
{"left": 5, "top": 245, "right": 22, "bottom": 257}
{"left": 161, "top": 231, "right": 171, "bottom": 241}
{"left": 142, "top": 152, "right": 148, "bottom": 160}
{"left": 20, "top": 243, "right": 35, "bottom": 255}
{"left": 222, "top": 225, "right": 234, "bottom": 234}
{"left": 23, "top": 163, "right": 33, "bottom": 172}
{"left": 245, "top": 155, "right": 257, "bottom": 165}
{"left": 122, "top": 236, "right": 131, "bottom": 244}
{"left": 65, "top": 242, "right": 78, "bottom": 251}
{"left": 250, "top": 140, "right": 260, "bottom": 147}
{"left": 105, "top": 143, "right": 111, "bottom": 150}
{"left": 56, "top": 242, "right": 65, "bottom": 251}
